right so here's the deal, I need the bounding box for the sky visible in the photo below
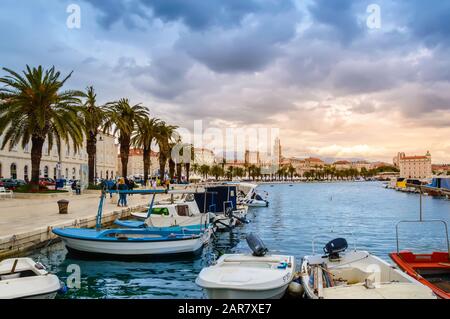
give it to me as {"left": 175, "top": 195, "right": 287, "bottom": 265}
{"left": 1, "top": 0, "right": 450, "bottom": 163}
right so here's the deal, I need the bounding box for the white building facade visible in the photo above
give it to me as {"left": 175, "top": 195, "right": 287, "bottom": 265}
{"left": 0, "top": 132, "right": 117, "bottom": 181}
{"left": 394, "top": 151, "right": 432, "bottom": 179}
{"left": 117, "top": 148, "right": 159, "bottom": 178}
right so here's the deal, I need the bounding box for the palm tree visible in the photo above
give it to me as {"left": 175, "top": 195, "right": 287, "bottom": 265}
{"left": 0, "top": 66, "right": 83, "bottom": 189}
{"left": 287, "top": 164, "right": 295, "bottom": 181}
{"left": 132, "top": 117, "right": 160, "bottom": 185}
{"left": 79, "top": 86, "right": 107, "bottom": 185}
{"left": 103, "top": 98, "right": 149, "bottom": 178}
{"left": 226, "top": 166, "right": 234, "bottom": 180}
{"left": 184, "top": 144, "right": 194, "bottom": 183}
{"left": 210, "top": 164, "right": 223, "bottom": 181}
{"left": 199, "top": 164, "right": 210, "bottom": 180}
{"left": 155, "top": 122, "right": 179, "bottom": 181}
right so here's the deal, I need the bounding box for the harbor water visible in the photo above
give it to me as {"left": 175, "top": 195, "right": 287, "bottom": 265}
{"left": 28, "top": 182, "right": 450, "bottom": 299}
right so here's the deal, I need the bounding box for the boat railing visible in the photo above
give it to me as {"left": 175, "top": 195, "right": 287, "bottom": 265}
{"left": 311, "top": 230, "right": 357, "bottom": 254}
{"left": 395, "top": 219, "right": 450, "bottom": 258}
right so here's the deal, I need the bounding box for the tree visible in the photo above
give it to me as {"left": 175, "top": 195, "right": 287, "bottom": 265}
{"left": 287, "top": 164, "right": 295, "bottom": 181}
{"left": 132, "top": 117, "right": 160, "bottom": 185}
{"left": 0, "top": 66, "right": 83, "bottom": 189}
{"left": 226, "top": 166, "right": 234, "bottom": 180}
{"left": 210, "top": 164, "right": 223, "bottom": 181}
{"left": 79, "top": 86, "right": 107, "bottom": 185}
{"left": 199, "top": 164, "right": 210, "bottom": 180}
{"left": 155, "top": 122, "right": 179, "bottom": 181}
{"left": 183, "top": 144, "right": 195, "bottom": 183}
{"left": 104, "top": 98, "right": 149, "bottom": 178}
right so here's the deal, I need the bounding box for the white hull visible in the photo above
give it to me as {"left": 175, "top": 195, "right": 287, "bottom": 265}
{"left": 61, "top": 232, "right": 210, "bottom": 256}
{"left": 246, "top": 201, "right": 268, "bottom": 207}
{"left": 197, "top": 254, "right": 295, "bottom": 299}
{"left": 204, "top": 284, "right": 289, "bottom": 299}
{"left": 301, "top": 250, "right": 436, "bottom": 299}
{"left": 0, "top": 258, "right": 61, "bottom": 299}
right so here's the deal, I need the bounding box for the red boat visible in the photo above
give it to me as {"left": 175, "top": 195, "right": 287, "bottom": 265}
{"left": 390, "top": 251, "right": 450, "bottom": 299}
{"left": 391, "top": 218, "right": 450, "bottom": 299}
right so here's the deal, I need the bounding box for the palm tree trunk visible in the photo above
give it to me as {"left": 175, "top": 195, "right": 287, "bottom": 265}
{"left": 159, "top": 154, "right": 166, "bottom": 181}
{"left": 185, "top": 163, "right": 190, "bottom": 183}
{"left": 176, "top": 163, "right": 182, "bottom": 183}
{"left": 87, "top": 132, "right": 97, "bottom": 185}
{"left": 143, "top": 148, "right": 151, "bottom": 185}
{"left": 169, "top": 158, "right": 175, "bottom": 180}
{"left": 30, "top": 136, "right": 45, "bottom": 190}
{"left": 120, "top": 136, "right": 131, "bottom": 178}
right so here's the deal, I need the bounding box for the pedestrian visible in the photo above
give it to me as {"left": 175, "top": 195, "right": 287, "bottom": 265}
{"left": 117, "top": 178, "right": 128, "bottom": 207}
{"left": 75, "top": 181, "right": 81, "bottom": 195}
{"left": 165, "top": 179, "right": 170, "bottom": 191}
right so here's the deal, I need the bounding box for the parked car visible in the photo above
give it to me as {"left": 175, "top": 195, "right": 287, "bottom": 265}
{"left": 0, "top": 178, "right": 26, "bottom": 190}
{"left": 39, "top": 177, "right": 56, "bottom": 187}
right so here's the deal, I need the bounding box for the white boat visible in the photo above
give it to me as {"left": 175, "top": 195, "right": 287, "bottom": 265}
{"left": 0, "top": 258, "right": 61, "bottom": 299}
{"left": 237, "top": 183, "right": 269, "bottom": 207}
{"left": 129, "top": 200, "right": 211, "bottom": 229}
{"left": 196, "top": 234, "right": 295, "bottom": 299}
{"left": 53, "top": 227, "right": 212, "bottom": 257}
{"left": 300, "top": 238, "right": 436, "bottom": 299}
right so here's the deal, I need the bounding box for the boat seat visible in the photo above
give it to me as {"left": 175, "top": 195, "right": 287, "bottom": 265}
{"left": 330, "top": 267, "right": 375, "bottom": 285}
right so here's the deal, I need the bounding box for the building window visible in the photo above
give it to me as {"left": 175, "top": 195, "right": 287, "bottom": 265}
{"left": 24, "top": 143, "right": 30, "bottom": 153}
{"left": 53, "top": 167, "right": 57, "bottom": 180}
{"left": 72, "top": 168, "right": 76, "bottom": 180}
{"left": 65, "top": 168, "right": 69, "bottom": 179}
{"left": 44, "top": 166, "right": 49, "bottom": 178}
{"left": 10, "top": 163, "right": 17, "bottom": 179}
{"left": 0, "top": 162, "right": 2, "bottom": 178}
{"left": 106, "top": 171, "right": 109, "bottom": 180}
{"left": 24, "top": 165, "right": 29, "bottom": 182}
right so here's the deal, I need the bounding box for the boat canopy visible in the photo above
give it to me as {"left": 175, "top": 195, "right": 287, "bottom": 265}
{"left": 428, "top": 177, "right": 450, "bottom": 190}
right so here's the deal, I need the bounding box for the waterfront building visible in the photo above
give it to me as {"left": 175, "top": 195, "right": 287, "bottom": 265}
{"left": 194, "top": 148, "right": 216, "bottom": 166}
{"left": 394, "top": 151, "right": 432, "bottom": 179}
{"left": 333, "top": 160, "right": 352, "bottom": 170}
{"left": 432, "top": 164, "right": 450, "bottom": 175}
{"left": 0, "top": 132, "right": 117, "bottom": 181}
{"left": 370, "top": 161, "right": 393, "bottom": 170}
{"left": 282, "top": 157, "right": 325, "bottom": 177}
{"left": 117, "top": 148, "right": 159, "bottom": 178}
{"left": 351, "top": 160, "right": 372, "bottom": 172}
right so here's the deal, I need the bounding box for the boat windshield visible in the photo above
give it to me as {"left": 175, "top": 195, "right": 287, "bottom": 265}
{"left": 152, "top": 207, "right": 170, "bottom": 216}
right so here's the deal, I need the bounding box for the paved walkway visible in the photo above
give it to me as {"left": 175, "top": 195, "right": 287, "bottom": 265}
{"left": 0, "top": 190, "right": 171, "bottom": 258}
{"left": 0, "top": 193, "right": 157, "bottom": 237}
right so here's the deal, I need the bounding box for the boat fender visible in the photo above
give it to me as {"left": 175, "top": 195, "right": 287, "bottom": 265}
{"left": 58, "top": 281, "right": 68, "bottom": 295}
{"left": 288, "top": 281, "right": 304, "bottom": 296}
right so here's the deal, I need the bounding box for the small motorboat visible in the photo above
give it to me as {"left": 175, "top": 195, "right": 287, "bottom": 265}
{"left": 301, "top": 238, "right": 436, "bottom": 299}
{"left": 239, "top": 188, "right": 269, "bottom": 207}
{"left": 390, "top": 251, "right": 450, "bottom": 299}
{"left": 118, "top": 200, "right": 211, "bottom": 230}
{"left": 52, "top": 189, "right": 212, "bottom": 258}
{"left": 390, "top": 219, "right": 450, "bottom": 299}
{"left": 196, "top": 233, "right": 295, "bottom": 299}
{"left": 0, "top": 258, "right": 61, "bottom": 299}
{"left": 53, "top": 227, "right": 212, "bottom": 257}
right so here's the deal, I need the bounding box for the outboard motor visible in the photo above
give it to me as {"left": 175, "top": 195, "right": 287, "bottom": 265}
{"left": 323, "top": 238, "right": 348, "bottom": 260}
{"left": 246, "top": 233, "right": 268, "bottom": 257}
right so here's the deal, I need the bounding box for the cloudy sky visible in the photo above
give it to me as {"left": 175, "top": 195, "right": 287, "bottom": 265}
{"left": 1, "top": 0, "right": 450, "bottom": 163}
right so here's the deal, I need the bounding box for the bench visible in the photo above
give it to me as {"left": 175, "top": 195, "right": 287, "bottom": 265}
{"left": 0, "top": 187, "right": 13, "bottom": 199}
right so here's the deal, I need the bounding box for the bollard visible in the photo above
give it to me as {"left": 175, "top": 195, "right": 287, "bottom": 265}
{"left": 57, "top": 199, "right": 69, "bottom": 214}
